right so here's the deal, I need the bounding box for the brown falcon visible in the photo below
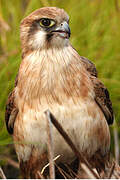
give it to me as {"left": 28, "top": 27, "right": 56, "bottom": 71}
{"left": 5, "top": 7, "right": 114, "bottom": 178}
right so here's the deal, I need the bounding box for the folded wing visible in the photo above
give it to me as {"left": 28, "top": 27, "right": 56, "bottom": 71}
{"left": 80, "top": 56, "right": 114, "bottom": 125}
{"left": 5, "top": 75, "right": 18, "bottom": 134}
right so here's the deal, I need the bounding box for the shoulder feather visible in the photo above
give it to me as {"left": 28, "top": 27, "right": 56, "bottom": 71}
{"left": 80, "top": 56, "right": 114, "bottom": 125}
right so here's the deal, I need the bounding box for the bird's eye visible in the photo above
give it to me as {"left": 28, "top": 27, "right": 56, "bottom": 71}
{"left": 39, "top": 18, "right": 55, "bottom": 27}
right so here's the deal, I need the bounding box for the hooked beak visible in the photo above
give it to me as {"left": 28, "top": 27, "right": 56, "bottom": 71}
{"left": 52, "top": 21, "right": 71, "bottom": 39}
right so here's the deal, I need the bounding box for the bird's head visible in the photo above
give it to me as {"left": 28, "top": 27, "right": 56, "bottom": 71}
{"left": 20, "top": 7, "right": 70, "bottom": 56}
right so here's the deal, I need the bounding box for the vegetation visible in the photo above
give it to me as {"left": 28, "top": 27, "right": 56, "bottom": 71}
{"left": 0, "top": 0, "right": 120, "bottom": 178}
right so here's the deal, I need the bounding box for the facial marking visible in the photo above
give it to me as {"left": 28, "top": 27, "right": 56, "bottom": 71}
{"left": 20, "top": 7, "right": 70, "bottom": 53}
{"left": 32, "top": 30, "right": 47, "bottom": 49}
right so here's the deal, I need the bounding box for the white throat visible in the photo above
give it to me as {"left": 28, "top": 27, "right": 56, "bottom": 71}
{"left": 29, "top": 30, "right": 70, "bottom": 50}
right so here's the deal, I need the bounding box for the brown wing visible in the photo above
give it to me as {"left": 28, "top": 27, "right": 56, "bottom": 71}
{"left": 80, "top": 56, "right": 114, "bottom": 125}
{"left": 5, "top": 75, "right": 18, "bottom": 134}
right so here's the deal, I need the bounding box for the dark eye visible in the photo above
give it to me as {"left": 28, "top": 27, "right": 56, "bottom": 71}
{"left": 39, "top": 18, "right": 55, "bottom": 27}
{"left": 41, "top": 19, "right": 50, "bottom": 26}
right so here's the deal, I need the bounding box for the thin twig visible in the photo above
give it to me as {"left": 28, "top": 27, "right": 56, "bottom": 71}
{"left": 81, "top": 163, "right": 99, "bottom": 179}
{"left": 55, "top": 163, "right": 72, "bottom": 179}
{"left": 45, "top": 110, "right": 99, "bottom": 179}
{"left": 41, "top": 155, "right": 60, "bottom": 175}
{"left": 45, "top": 110, "right": 55, "bottom": 179}
{"left": 0, "top": 166, "right": 6, "bottom": 179}
{"left": 64, "top": 164, "right": 79, "bottom": 178}
{"left": 5, "top": 157, "right": 19, "bottom": 169}
{"left": 108, "top": 162, "right": 115, "bottom": 179}
{"left": 37, "top": 170, "right": 45, "bottom": 179}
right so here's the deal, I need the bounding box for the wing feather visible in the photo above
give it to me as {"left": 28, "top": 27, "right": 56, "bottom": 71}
{"left": 80, "top": 56, "right": 114, "bottom": 125}
{"left": 5, "top": 75, "right": 18, "bottom": 134}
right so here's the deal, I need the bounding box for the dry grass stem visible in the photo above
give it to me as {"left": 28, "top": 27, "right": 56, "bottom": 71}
{"left": 45, "top": 110, "right": 99, "bottom": 179}
{"left": 41, "top": 155, "right": 60, "bottom": 175}
{"left": 108, "top": 162, "right": 115, "bottom": 179}
{"left": 80, "top": 163, "right": 98, "bottom": 179}
{"left": 64, "top": 164, "right": 80, "bottom": 178}
{"left": 5, "top": 157, "right": 19, "bottom": 169}
{"left": 0, "top": 166, "right": 6, "bottom": 179}
{"left": 37, "top": 170, "right": 45, "bottom": 179}
{"left": 55, "top": 163, "right": 72, "bottom": 179}
{"left": 45, "top": 110, "right": 55, "bottom": 179}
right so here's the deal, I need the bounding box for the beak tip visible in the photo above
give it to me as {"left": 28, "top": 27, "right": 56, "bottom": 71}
{"left": 63, "top": 22, "right": 71, "bottom": 38}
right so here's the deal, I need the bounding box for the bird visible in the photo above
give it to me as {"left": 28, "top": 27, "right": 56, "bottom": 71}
{"left": 5, "top": 7, "right": 114, "bottom": 178}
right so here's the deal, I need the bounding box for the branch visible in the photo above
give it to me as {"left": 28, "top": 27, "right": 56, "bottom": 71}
{"left": 45, "top": 110, "right": 55, "bottom": 179}
{"left": 45, "top": 110, "right": 99, "bottom": 179}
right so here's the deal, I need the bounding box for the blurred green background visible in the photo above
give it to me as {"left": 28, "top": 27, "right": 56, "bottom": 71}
{"left": 0, "top": 0, "right": 120, "bottom": 178}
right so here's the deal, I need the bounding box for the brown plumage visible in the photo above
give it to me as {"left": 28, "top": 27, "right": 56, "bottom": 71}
{"left": 5, "top": 75, "right": 18, "bottom": 134}
{"left": 5, "top": 7, "right": 113, "bottom": 178}
{"left": 80, "top": 56, "right": 113, "bottom": 124}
